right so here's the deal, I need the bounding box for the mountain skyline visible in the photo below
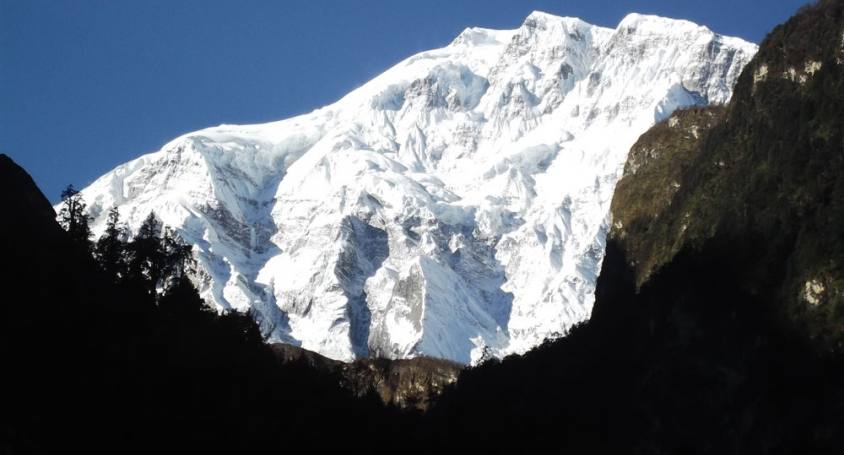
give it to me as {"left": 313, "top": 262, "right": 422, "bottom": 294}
{"left": 1, "top": 0, "right": 809, "bottom": 202}
{"left": 68, "top": 11, "right": 755, "bottom": 363}
{"left": 2, "top": 1, "right": 842, "bottom": 450}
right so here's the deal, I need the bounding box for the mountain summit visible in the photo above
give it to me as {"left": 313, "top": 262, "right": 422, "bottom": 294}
{"left": 71, "top": 12, "right": 756, "bottom": 363}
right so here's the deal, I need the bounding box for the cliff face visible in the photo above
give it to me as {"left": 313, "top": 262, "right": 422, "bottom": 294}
{"left": 609, "top": 106, "right": 726, "bottom": 286}
{"left": 607, "top": 0, "right": 844, "bottom": 349}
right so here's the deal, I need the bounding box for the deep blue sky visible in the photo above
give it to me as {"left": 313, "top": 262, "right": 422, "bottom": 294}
{"left": 1, "top": 0, "right": 810, "bottom": 201}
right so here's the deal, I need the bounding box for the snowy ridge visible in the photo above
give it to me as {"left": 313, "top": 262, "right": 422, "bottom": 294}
{"left": 72, "top": 11, "right": 756, "bottom": 364}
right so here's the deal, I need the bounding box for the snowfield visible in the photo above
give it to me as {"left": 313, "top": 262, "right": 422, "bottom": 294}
{"left": 71, "top": 11, "right": 756, "bottom": 364}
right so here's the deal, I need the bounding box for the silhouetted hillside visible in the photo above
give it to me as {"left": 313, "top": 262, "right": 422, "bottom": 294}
{"left": 0, "top": 154, "right": 413, "bottom": 453}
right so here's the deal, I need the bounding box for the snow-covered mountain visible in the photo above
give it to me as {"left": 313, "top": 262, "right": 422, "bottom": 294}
{"left": 72, "top": 11, "right": 756, "bottom": 364}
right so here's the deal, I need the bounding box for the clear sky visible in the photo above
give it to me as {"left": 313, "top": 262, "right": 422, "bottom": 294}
{"left": 1, "top": 0, "right": 810, "bottom": 201}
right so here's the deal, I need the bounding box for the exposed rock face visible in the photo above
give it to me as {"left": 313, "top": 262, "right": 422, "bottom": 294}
{"left": 71, "top": 11, "right": 755, "bottom": 363}
{"left": 610, "top": 105, "right": 726, "bottom": 286}
{"left": 270, "top": 343, "right": 461, "bottom": 410}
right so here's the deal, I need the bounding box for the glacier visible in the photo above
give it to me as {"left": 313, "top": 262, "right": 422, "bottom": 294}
{"left": 71, "top": 11, "right": 757, "bottom": 364}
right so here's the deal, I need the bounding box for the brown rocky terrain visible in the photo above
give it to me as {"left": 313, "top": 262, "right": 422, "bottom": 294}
{"left": 271, "top": 343, "right": 461, "bottom": 410}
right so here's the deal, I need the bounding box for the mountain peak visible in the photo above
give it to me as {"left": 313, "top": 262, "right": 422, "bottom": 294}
{"left": 70, "top": 12, "right": 756, "bottom": 364}
{"left": 450, "top": 26, "right": 515, "bottom": 48}
{"left": 517, "top": 11, "right": 611, "bottom": 46}
{"left": 616, "top": 12, "right": 711, "bottom": 37}
{"left": 522, "top": 10, "right": 590, "bottom": 28}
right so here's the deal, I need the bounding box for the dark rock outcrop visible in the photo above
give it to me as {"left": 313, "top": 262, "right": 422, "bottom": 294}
{"left": 271, "top": 343, "right": 461, "bottom": 410}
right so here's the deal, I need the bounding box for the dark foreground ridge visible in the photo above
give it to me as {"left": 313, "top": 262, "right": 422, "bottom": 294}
{"left": 3, "top": 1, "right": 844, "bottom": 453}
{"left": 0, "top": 154, "right": 414, "bottom": 452}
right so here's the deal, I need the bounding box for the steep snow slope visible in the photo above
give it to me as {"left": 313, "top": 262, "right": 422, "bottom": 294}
{"left": 73, "top": 12, "right": 756, "bottom": 364}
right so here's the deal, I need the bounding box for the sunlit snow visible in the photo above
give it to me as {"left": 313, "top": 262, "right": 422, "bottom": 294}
{"left": 69, "top": 11, "right": 756, "bottom": 364}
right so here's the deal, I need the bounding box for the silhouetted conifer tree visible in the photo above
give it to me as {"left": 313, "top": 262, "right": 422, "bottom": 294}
{"left": 162, "top": 226, "right": 195, "bottom": 285}
{"left": 58, "top": 184, "right": 92, "bottom": 252}
{"left": 157, "top": 274, "right": 213, "bottom": 326}
{"left": 126, "top": 212, "right": 197, "bottom": 302}
{"left": 94, "top": 206, "right": 127, "bottom": 281}
{"left": 127, "top": 212, "right": 166, "bottom": 301}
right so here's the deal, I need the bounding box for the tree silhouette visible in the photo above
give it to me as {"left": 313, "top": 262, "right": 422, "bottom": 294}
{"left": 58, "top": 184, "right": 92, "bottom": 253}
{"left": 161, "top": 226, "right": 195, "bottom": 285}
{"left": 125, "top": 211, "right": 196, "bottom": 302}
{"left": 3, "top": 153, "right": 412, "bottom": 454}
{"left": 94, "top": 206, "right": 127, "bottom": 282}
{"left": 127, "top": 212, "right": 166, "bottom": 300}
